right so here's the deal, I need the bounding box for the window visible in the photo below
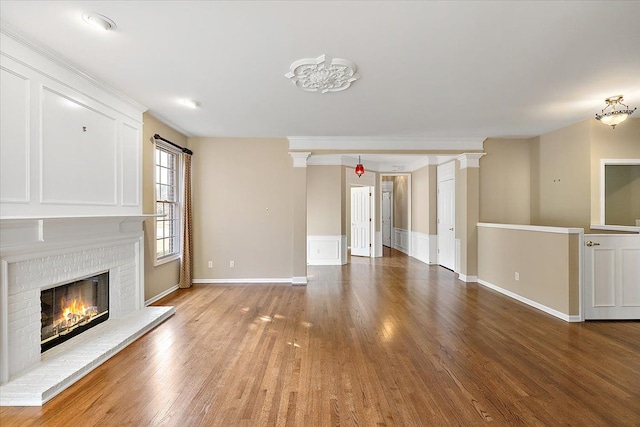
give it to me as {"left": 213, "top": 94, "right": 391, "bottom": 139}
{"left": 155, "top": 144, "right": 181, "bottom": 262}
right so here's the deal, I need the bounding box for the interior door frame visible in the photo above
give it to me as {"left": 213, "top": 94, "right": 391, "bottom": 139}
{"left": 381, "top": 182, "right": 393, "bottom": 248}
{"left": 437, "top": 162, "right": 455, "bottom": 271}
{"left": 350, "top": 185, "right": 375, "bottom": 258}
{"left": 378, "top": 173, "right": 411, "bottom": 257}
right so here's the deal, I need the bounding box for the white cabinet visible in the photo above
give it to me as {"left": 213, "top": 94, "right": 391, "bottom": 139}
{"left": 0, "top": 31, "right": 146, "bottom": 217}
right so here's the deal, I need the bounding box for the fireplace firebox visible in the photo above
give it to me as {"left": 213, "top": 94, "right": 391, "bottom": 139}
{"left": 40, "top": 272, "right": 109, "bottom": 353}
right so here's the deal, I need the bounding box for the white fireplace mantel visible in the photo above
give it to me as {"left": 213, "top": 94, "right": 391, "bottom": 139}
{"left": 0, "top": 215, "right": 174, "bottom": 406}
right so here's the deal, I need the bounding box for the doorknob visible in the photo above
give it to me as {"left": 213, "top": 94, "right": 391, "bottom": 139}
{"left": 585, "top": 240, "right": 600, "bottom": 247}
{"left": 449, "top": 228, "right": 454, "bottom": 231}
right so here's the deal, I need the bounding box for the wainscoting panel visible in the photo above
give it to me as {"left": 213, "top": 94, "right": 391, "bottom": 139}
{"left": 121, "top": 122, "right": 140, "bottom": 207}
{"left": 308, "top": 235, "right": 346, "bottom": 265}
{"left": 0, "top": 65, "right": 30, "bottom": 204}
{"left": 393, "top": 228, "right": 410, "bottom": 255}
{"left": 41, "top": 87, "right": 118, "bottom": 206}
{"left": 411, "top": 232, "right": 438, "bottom": 264}
{"left": 0, "top": 31, "right": 145, "bottom": 217}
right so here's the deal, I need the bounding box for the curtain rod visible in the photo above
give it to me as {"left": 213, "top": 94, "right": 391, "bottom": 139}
{"left": 153, "top": 134, "right": 193, "bottom": 155}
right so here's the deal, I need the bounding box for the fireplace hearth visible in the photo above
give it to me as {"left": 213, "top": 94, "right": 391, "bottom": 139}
{"left": 41, "top": 272, "right": 110, "bottom": 353}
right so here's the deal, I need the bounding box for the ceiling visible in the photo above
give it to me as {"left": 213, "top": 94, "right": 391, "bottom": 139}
{"left": 1, "top": 1, "right": 639, "bottom": 141}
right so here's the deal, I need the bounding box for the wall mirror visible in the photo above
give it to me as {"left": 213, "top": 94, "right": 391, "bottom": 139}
{"left": 601, "top": 159, "right": 640, "bottom": 227}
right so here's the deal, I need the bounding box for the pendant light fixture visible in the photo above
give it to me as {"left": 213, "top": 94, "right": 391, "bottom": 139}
{"left": 595, "top": 95, "right": 636, "bottom": 129}
{"left": 355, "top": 156, "right": 365, "bottom": 177}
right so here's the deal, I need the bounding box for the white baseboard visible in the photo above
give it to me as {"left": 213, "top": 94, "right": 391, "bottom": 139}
{"left": 292, "top": 276, "right": 308, "bottom": 285}
{"left": 193, "top": 278, "right": 294, "bottom": 284}
{"left": 457, "top": 274, "right": 477, "bottom": 283}
{"left": 145, "top": 284, "right": 179, "bottom": 306}
{"left": 477, "top": 279, "right": 581, "bottom": 322}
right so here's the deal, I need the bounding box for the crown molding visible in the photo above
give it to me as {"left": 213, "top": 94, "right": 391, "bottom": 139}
{"left": 306, "top": 154, "right": 458, "bottom": 172}
{"left": 288, "top": 136, "right": 485, "bottom": 151}
{"left": 145, "top": 111, "right": 194, "bottom": 138}
{"left": 0, "top": 21, "right": 147, "bottom": 114}
{"left": 457, "top": 153, "right": 486, "bottom": 169}
{"left": 289, "top": 152, "right": 311, "bottom": 167}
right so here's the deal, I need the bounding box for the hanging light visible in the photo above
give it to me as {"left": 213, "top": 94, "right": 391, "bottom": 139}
{"left": 355, "top": 155, "right": 365, "bottom": 177}
{"left": 595, "top": 95, "right": 636, "bottom": 129}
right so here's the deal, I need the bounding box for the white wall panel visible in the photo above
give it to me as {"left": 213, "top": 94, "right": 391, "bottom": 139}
{"left": 0, "top": 67, "right": 29, "bottom": 203}
{"left": 40, "top": 88, "right": 117, "bottom": 205}
{"left": 307, "top": 235, "right": 345, "bottom": 265}
{"left": 393, "top": 228, "right": 410, "bottom": 254}
{"left": 121, "top": 122, "right": 140, "bottom": 207}
{"left": 593, "top": 249, "right": 615, "bottom": 307}
{"left": 622, "top": 249, "right": 640, "bottom": 306}
{"left": 0, "top": 31, "right": 145, "bottom": 217}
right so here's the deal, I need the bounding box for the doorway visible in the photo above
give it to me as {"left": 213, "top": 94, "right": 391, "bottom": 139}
{"left": 351, "top": 186, "right": 372, "bottom": 257}
{"left": 437, "top": 162, "right": 455, "bottom": 271}
{"left": 382, "top": 180, "right": 393, "bottom": 248}
{"left": 378, "top": 174, "right": 411, "bottom": 257}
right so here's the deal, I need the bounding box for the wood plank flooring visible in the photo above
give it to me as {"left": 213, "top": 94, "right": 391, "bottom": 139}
{"left": 2, "top": 249, "right": 639, "bottom": 426}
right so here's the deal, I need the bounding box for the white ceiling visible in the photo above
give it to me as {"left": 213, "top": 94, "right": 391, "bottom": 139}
{"left": 1, "top": 1, "right": 639, "bottom": 141}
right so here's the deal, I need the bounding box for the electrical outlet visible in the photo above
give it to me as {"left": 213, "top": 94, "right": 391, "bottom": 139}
{"left": 230, "top": 260, "right": 235, "bottom": 268}
{"left": 207, "top": 261, "right": 213, "bottom": 268}
{"left": 515, "top": 272, "right": 520, "bottom": 281}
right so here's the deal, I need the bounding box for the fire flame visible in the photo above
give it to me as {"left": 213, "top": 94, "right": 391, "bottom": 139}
{"left": 56, "top": 297, "right": 98, "bottom": 330}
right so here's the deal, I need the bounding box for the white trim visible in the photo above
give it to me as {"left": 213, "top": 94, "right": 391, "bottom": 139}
{"left": 477, "top": 222, "right": 583, "bottom": 234}
{"left": 307, "top": 235, "right": 345, "bottom": 265}
{"left": 456, "top": 153, "right": 486, "bottom": 169}
{"left": 341, "top": 235, "right": 348, "bottom": 264}
{"left": 145, "top": 284, "right": 179, "bottom": 306}
{"left": 292, "top": 276, "right": 308, "bottom": 285}
{"left": 393, "top": 227, "right": 410, "bottom": 254}
{"left": 590, "top": 224, "right": 640, "bottom": 233}
{"left": 288, "top": 136, "right": 485, "bottom": 151}
{"left": 307, "top": 154, "right": 458, "bottom": 173}
{"left": 477, "top": 279, "right": 581, "bottom": 322}
{"left": 410, "top": 231, "right": 434, "bottom": 264}
{"left": 458, "top": 274, "right": 477, "bottom": 283}
{"left": 153, "top": 143, "right": 183, "bottom": 263}
{"left": 154, "top": 253, "right": 180, "bottom": 267}
{"left": 193, "top": 278, "right": 295, "bottom": 284}
{"left": 289, "top": 152, "right": 311, "bottom": 167}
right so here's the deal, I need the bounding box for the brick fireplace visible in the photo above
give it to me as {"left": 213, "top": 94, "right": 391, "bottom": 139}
{"left": 0, "top": 216, "right": 174, "bottom": 406}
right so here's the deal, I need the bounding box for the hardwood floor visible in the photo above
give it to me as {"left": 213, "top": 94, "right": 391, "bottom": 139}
{"left": 2, "top": 249, "right": 639, "bottom": 426}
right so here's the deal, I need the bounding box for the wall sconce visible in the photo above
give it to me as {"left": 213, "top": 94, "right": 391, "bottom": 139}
{"left": 355, "top": 156, "right": 365, "bottom": 177}
{"left": 595, "top": 95, "right": 636, "bottom": 129}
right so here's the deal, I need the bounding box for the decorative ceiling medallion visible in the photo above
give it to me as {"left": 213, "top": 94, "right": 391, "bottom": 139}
{"left": 285, "top": 54, "right": 360, "bottom": 93}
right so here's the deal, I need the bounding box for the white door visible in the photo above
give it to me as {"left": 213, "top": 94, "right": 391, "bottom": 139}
{"left": 382, "top": 191, "right": 392, "bottom": 247}
{"left": 437, "top": 178, "right": 455, "bottom": 270}
{"left": 584, "top": 234, "right": 640, "bottom": 319}
{"left": 351, "top": 186, "right": 371, "bottom": 257}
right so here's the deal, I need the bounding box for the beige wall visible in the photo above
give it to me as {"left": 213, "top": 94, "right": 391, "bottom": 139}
{"left": 480, "top": 138, "right": 532, "bottom": 224}
{"left": 455, "top": 163, "right": 480, "bottom": 277}
{"left": 188, "top": 137, "right": 293, "bottom": 280}
{"left": 411, "top": 165, "right": 436, "bottom": 234}
{"left": 307, "top": 165, "right": 343, "bottom": 235}
{"left": 142, "top": 113, "right": 185, "bottom": 301}
{"left": 478, "top": 226, "right": 579, "bottom": 316}
{"left": 531, "top": 120, "right": 592, "bottom": 229}
{"left": 392, "top": 176, "right": 409, "bottom": 230}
